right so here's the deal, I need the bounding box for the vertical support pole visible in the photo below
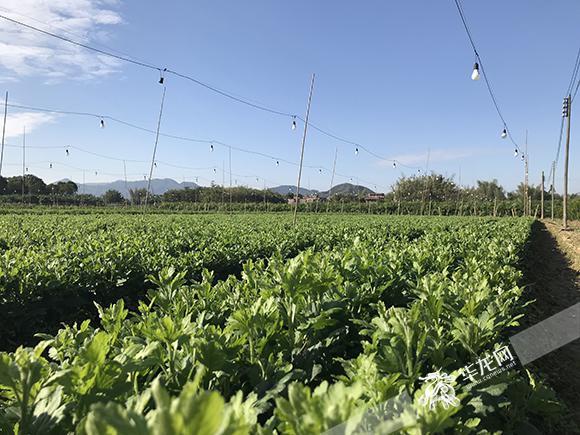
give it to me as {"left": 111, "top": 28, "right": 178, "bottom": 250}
{"left": 229, "top": 145, "right": 232, "bottom": 208}
{"left": 524, "top": 131, "right": 529, "bottom": 216}
{"left": 551, "top": 161, "right": 555, "bottom": 221}
{"left": 540, "top": 171, "right": 544, "bottom": 219}
{"left": 327, "top": 147, "right": 337, "bottom": 212}
{"left": 21, "top": 126, "right": 25, "bottom": 204}
{"left": 0, "top": 92, "right": 7, "bottom": 178}
{"left": 144, "top": 86, "right": 166, "bottom": 210}
{"left": 293, "top": 73, "right": 315, "bottom": 225}
{"left": 563, "top": 95, "right": 571, "bottom": 229}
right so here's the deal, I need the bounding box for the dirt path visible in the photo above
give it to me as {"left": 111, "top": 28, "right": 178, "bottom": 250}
{"left": 520, "top": 220, "right": 580, "bottom": 429}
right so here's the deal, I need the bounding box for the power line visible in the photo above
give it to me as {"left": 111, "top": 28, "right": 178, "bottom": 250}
{"left": 1, "top": 14, "right": 424, "bottom": 167}
{"left": 6, "top": 101, "right": 418, "bottom": 173}
{"left": 0, "top": 13, "right": 295, "bottom": 118}
{"left": 452, "top": 0, "right": 522, "bottom": 153}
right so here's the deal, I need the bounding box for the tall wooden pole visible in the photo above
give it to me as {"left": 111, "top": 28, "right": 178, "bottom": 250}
{"left": 144, "top": 86, "right": 166, "bottom": 210}
{"left": 293, "top": 73, "right": 315, "bottom": 225}
{"left": 0, "top": 92, "right": 7, "bottom": 178}
{"left": 21, "top": 126, "right": 25, "bottom": 204}
{"left": 563, "top": 95, "right": 571, "bottom": 229}
{"left": 229, "top": 145, "right": 232, "bottom": 208}
{"left": 524, "top": 130, "right": 528, "bottom": 216}
{"left": 551, "top": 161, "right": 555, "bottom": 221}
{"left": 540, "top": 171, "right": 544, "bottom": 219}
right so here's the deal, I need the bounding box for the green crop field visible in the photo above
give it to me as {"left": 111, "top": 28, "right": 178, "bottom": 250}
{"left": 0, "top": 214, "right": 575, "bottom": 433}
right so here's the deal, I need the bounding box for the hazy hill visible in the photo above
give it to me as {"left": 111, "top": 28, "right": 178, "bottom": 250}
{"left": 268, "top": 185, "right": 319, "bottom": 196}
{"left": 269, "top": 183, "right": 376, "bottom": 198}
{"left": 77, "top": 178, "right": 198, "bottom": 198}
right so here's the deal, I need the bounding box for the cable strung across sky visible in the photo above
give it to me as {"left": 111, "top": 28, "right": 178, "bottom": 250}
{"left": 452, "top": 0, "right": 522, "bottom": 155}
{"left": 1, "top": 12, "right": 447, "bottom": 170}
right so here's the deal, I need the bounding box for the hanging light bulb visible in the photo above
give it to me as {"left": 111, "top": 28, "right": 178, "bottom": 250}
{"left": 65, "top": 149, "right": 69, "bottom": 156}
{"left": 355, "top": 147, "right": 359, "bottom": 155}
{"left": 392, "top": 161, "right": 396, "bottom": 168}
{"left": 291, "top": 116, "right": 297, "bottom": 131}
{"left": 471, "top": 62, "right": 480, "bottom": 81}
{"left": 213, "top": 168, "right": 216, "bottom": 173}
{"left": 276, "top": 160, "right": 279, "bottom": 166}
{"left": 144, "top": 175, "right": 146, "bottom": 180}
{"left": 514, "top": 148, "right": 518, "bottom": 157}
{"left": 154, "top": 162, "right": 157, "bottom": 167}
{"left": 195, "top": 177, "right": 199, "bottom": 182}
{"left": 100, "top": 118, "right": 105, "bottom": 129}
{"left": 95, "top": 171, "right": 98, "bottom": 176}
{"left": 210, "top": 144, "right": 214, "bottom": 152}
{"left": 159, "top": 68, "right": 166, "bottom": 84}
{"left": 521, "top": 153, "right": 525, "bottom": 161}
{"left": 49, "top": 163, "right": 52, "bottom": 169}
{"left": 25, "top": 167, "right": 28, "bottom": 172}
{"left": 319, "top": 168, "right": 322, "bottom": 173}
{"left": 501, "top": 128, "right": 507, "bottom": 139}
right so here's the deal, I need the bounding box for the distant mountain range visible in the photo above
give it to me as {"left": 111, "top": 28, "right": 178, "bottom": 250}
{"left": 269, "top": 183, "right": 376, "bottom": 197}
{"left": 77, "top": 178, "right": 198, "bottom": 198}
{"left": 75, "top": 179, "right": 378, "bottom": 198}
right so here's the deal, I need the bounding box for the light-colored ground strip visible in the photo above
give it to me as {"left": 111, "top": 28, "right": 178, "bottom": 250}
{"left": 322, "top": 392, "right": 414, "bottom": 435}
{"left": 509, "top": 302, "right": 580, "bottom": 366}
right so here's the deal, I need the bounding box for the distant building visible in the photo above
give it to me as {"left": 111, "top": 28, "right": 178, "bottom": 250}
{"left": 365, "top": 193, "right": 385, "bottom": 202}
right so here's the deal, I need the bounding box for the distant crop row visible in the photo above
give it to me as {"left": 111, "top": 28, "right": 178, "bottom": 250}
{"left": 0, "top": 214, "right": 426, "bottom": 348}
{"left": 0, "top": 216, "right": 571, "bottom": 433}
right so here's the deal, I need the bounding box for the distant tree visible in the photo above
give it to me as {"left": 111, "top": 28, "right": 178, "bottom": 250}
{"left": 3, "top": 175, "right": 47, "bottom": 195}
{"left": 393, "top": 173, "right": 459, "bottom": 201}
{"left": 102, "top": 189, "right": 124, "bottom": 204}
{"left": 50, "top": 180, "right": 78, "bottom": 195}
{"left": 475, "top": 179, "right": 506, "bottom": 200}
{"left": 129, "top": 188, "right": 148, "bottom": 205}
{"left": 508, "top": 183, "right": 546, "bottom": 201}
{"left": 0, "top": 176, "right": 6, "bottom": 194}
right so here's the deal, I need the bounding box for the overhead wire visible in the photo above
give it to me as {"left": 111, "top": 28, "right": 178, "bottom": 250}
{"left": 1, "top": 13, "right": 428, "bottom": 170}
{"left": 452, "top": 0, "right": 522, "bottom": 154}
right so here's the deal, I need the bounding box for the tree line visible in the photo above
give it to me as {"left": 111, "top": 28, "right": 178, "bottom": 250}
{"left": 0, "top": 172, "right": 576, "bottom": 207}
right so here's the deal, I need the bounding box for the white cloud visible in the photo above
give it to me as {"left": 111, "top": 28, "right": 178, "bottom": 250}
{"left": 3, "top": 112, "right": 56, "bottom": 139}
{"left": 0, "top": 0, "right": 123, "bottom": 81}
{"left": 381, "top": 148, "right": 480, "bottom": 166}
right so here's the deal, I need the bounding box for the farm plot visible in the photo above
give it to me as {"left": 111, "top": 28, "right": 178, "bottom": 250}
{"left": 0, "top": 215, "right": 575, "bottom": 434}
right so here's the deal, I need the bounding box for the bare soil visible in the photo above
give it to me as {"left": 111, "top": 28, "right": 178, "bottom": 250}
{"left": 520, "top": 220, "right": 580, "bottom": 429}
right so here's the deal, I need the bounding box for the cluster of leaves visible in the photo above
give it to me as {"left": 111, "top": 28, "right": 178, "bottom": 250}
{"left": 0, "top": 216, "right": 570, "bottom": 433}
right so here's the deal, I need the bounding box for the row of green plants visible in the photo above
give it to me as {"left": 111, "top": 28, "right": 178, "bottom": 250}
{"left": 0, "top": 214, "right": 427, "bottom": 349}
{"left": 0, "top": 217, "right": 573, "bottom": 433}
{"left": 1, "top": 197, "right": 578, "bottom": 219}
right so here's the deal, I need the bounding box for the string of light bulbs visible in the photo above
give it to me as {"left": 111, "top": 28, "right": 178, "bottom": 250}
{"left": 452, "top": 0, "right": 523, "bottom": 158}
{"left": 0, "top": 13, "right": 427, "bottom": 170}
{"left": 5, "top": 101, "right": 419, "bottom": 172}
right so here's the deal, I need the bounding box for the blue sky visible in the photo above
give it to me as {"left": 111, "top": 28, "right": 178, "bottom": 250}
{"left": 0, "top": 0, "right": 578, "bottom": 193}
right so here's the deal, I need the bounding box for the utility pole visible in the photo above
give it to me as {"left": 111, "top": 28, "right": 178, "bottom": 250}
{"left": 21, "top": 126, "right": 25, "bottom": 204}
{"left": 0, "top": 92, "right": 7, "bottom": 178}
{"left": 122, "top": 160, "right": 128, "bottom": 199}
{"left": 144, "top": 86, "right": 166, "bottom": 210}
{"left": 551, "top": 161, "right": 555, "bottom": 221}
{"left": 524, "top": 131, "right": 529, "bottom": 216}
{"left": 562, "top": 95, "right": 571, "bottom": 229}
{"left": 293, "top": 73, "right": 315, "bottom": 225}
{"left": 540, "top": 171, "right": 544, "bottom": 219}
{"left": 229, "top": 145, "right": 232, "bottom": 207}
